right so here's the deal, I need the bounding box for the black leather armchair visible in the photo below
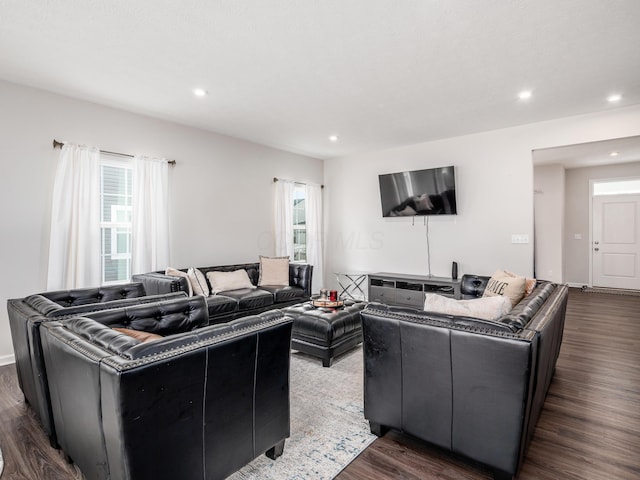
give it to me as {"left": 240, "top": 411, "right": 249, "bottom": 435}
{"left": 361, "top": 280, "right": 568, "bottom": 479}
{"left": 7, "top": 283, "right": 185, "bottom": 446}
{"left": 40, "top": 307, "right": 292, "bottom": 480}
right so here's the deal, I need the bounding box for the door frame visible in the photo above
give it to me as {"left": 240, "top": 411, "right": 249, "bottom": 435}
{"left": 589, "top": 176, "right": 640, "bottom": 288}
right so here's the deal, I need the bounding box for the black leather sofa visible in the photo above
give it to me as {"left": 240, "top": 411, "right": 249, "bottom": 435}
{"left": 361, "top": 276, "right": 569, "bottom": 479}
{"left": 133, "top": 262, "right": 313, "bottom": 324}
{"left": 40, "top": 302, "right": 292, "bottom": 480}
{"left": 7, "top": 283, "right": 186, "bottom": 445}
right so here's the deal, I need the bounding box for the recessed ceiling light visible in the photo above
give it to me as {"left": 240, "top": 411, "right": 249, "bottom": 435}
{"left": 518, "top": 90, "right": 532, "bottom": 100}
{"left": 329, "top": 135, "right": 339, "bottom": 142}
{"left": 609, "top": 151, "right": 619, "bottom": 157}
{"left": 607, "top": 94, "right": 622, "bottom": 103}
{"left": 193, "top": 88, "right": 208, "bottom": 97}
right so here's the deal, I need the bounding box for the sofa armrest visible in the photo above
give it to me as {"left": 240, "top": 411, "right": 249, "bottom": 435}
{"left": 290, "top": 263, "right": 313, "bottom": 298}
{"left": 460, "top": 274, "right": 490, "bottom": 298}
{"left": 132, "top": 272, "right": 189, "bottom": 295}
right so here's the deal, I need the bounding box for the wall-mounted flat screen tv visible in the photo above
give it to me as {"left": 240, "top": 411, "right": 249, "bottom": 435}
{"left": 378, "top": 166, "right": 457, "bottom": 217}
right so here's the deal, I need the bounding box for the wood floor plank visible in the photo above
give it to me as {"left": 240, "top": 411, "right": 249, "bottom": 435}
{"left": 0, "top": 288, "right": 638, "bottom": 479}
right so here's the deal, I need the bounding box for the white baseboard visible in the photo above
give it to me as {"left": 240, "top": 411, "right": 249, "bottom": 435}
{"left": 0, "top": 354, "right": 15, "bottom": 366}
{"left": 567, "top": 282, "right": 588, "bottom": 289}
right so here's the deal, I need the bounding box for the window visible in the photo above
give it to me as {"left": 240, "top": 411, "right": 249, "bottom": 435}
{"left": 593, "top": 178, "right": 640, "bottom": 196}
{"left": 100, "top": 158, "right": 132, "bottom": 284}
{"left": 293, "top": 185, "right": 307, "bottom": 262}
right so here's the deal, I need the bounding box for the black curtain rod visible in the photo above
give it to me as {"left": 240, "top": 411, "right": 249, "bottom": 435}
{"left": 53, "top": 139, "right": 176, "bottom": 166}
{"left": 273, "top": 177, "right": 324, "bottom": 189}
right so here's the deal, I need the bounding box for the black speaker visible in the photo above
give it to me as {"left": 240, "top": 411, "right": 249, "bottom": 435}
{"left": 452, "top": 261, "right": 458, "bottom": 280}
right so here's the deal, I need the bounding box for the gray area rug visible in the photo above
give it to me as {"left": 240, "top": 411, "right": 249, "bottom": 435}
{"left": 229, "top": 345, "right": 375, "bottom": 480}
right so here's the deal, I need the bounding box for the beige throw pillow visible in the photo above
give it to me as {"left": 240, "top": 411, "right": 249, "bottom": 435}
{"left": 187, "top": 267, "right": 209, "bottom": 296}
{"left": 423, "top": 294, "right": 512, "bottom": 321}
{"left": 258, "top": 256, "right": 290, "bottom": 286}
{"left": 504, "top": 270, "right": 537, "bottom": 295}
{"left": 165, "top": 267, "right": 193, "bottom": 296}
{"left": 207, "top": 269, "right": 256, "bottom": 294}
{"left": 483, "top": 270, "right": 526, "bottom": 307}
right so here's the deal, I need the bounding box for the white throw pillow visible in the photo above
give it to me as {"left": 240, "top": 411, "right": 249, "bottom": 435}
{"left": 187, "top": 267, "right": 209, "bottom": 296}
{"left": 207, "top": 269, "right": 256, "bottom": 294}
{"left": 165, "top": 267, "right": 193, "bottom": 296}
{"left": 482, "top": 269, "right": 526, "bottom": 307}
{"left": 424, "top": 293, "right": 512, "bottom": 321}
{"left": 258, "top": 256, "right": 290, "bottom": 286}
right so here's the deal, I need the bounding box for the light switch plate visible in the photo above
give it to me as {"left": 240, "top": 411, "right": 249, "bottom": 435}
{"left": 511, "top": 234, "right": 529, "bottom": 244}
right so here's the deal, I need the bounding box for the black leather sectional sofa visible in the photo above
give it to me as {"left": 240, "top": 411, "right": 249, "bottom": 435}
{"left": 40, "top": 299, "right": 292, "bottom": 480}
{"left": 7, "top": 283, "right": 186, "bottom": 445}
{"left": 361, "top": 276, "right": 569, "bottom": 480}
{"left": 133, "top": 262, "right": 313, "bottom": 324}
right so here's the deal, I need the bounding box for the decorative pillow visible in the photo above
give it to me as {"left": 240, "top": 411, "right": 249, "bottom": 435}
{"left": 483, "top": 270, "right": 526, "bottom": 307}
{"left": 423, "top": 294, "right": 512, "bottom": 321}
{"left": 505, "top": 270, "right": 537, "bottom": 296}
{"left": 258, "top": 256, "right": 290, "bottom": 286}
{"left": 187, "top": 267, "right": 209, "bottom": 296}
{"left": 207, "top": 269, "right": 256, "bottom": 294}
{"left": 165, "top": 267, "right": 193, "bottom": 296}
{"left": 113, "top": 328, "right": 163, "bottom": 343}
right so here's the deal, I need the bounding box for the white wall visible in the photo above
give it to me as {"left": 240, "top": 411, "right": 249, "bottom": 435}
{"left": 533, "top": 165, "right": 565, "bottom": 283}
{"left": 564, "top": 160, "right": 640, "bottom": 285}
{"left": 324, "top": 105, "right": 640, "bottom": 293}
{"left": 0, "top": 79, "right": 323, "bottom": 363}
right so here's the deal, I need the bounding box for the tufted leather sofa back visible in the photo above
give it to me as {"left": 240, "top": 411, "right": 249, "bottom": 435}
{"left": 175, "top": 262, "right": 314, "bottom": 298}
{"left": 39, "top": 283, "right": 146, "bottom": 306}
{"left": 83, "top": 295, "right": 208, "bottom": 336}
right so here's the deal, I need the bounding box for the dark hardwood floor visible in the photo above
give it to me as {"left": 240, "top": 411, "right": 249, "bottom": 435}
{"left": 0, "top": 288, "right": 638, "bottom": 479}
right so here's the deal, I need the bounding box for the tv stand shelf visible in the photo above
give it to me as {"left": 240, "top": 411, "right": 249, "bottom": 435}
{"left": 368, "top": 272, "right": 461, "bottom": 308}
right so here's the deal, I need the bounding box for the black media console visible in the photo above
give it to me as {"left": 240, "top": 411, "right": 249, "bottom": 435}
{"left": 368, "top": 272, "right": 461, "bottom": 308}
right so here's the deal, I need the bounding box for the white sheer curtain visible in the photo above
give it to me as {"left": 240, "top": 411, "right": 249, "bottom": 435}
{"left": 47, "top": 143, "right": 101, "bottom": 290}
{"left": 305, "top": 183, "right": 324, "bottom": 293}
{"left": 274, "top": 180, "right": 294, "bottom": 259}
{"left": 131, "top": 155, "right": 170, "bottom": 275}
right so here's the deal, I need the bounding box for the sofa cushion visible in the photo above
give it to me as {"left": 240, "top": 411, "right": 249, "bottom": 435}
{"left": 165, "top": 267, "right": 193, "bottom": 296}
{"left": 221, "top": 288, "right": 274, "bottom": 310}
{"left": 258, "top": 285, "right": 306, "bottom": 303}
{"left": 207, "top": 269, "right": 256, "bottom": 294}
{"left": 483, "top": 270, "right": 526, "bottom": 307}
{"left": 423, "top": 293, "right": 512, "bottom": 321}
{"left": 187, "top": 267, "right": 209, "bottom": 296}
{"left": 258, "top": 256, "right": 290, "bottom": 286}
{"left": 113, "top": 327, "right": 163, "bottom": 343}
{"left": 205, "top": 294, "right": 239, "bottom": 319}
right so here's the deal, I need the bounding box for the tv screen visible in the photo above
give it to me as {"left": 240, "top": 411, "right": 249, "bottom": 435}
{"left": 378, "top": 166, "right": 457, "bottom": 217}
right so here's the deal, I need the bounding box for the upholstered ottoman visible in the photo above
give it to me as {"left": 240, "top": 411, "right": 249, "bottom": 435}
{"left": 283, "top": 301, "right": 366, "bottom": 367}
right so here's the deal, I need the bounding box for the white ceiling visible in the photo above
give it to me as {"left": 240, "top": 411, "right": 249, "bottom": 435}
{"left": 1, "top": 0, "right": 639, "bottom": 160}
{"left": 533, "top": 135, "right": 640, "bottom": 169}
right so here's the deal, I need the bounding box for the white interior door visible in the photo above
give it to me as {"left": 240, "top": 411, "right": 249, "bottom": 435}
{"left": 592, "top": 194, "right": 640, "bottom": 289}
